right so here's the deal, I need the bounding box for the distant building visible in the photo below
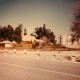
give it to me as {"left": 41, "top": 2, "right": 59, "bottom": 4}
{"left": 0, "top": 41, "right": 16, "bottom": 48}
{"left": 56, "top": 35, "right": 80, "bottom": 48}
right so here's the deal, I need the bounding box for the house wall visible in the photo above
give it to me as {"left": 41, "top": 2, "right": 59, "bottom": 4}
{"left": 5, "top": 44, "right": 12, "bottom": 47}
{"left": 15, "top": 43, "right": 32, "bottom": 48}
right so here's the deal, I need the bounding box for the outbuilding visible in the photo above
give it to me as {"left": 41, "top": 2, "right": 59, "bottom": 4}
{"left": 0, "top": 41, "right": 16, "bottom": 48}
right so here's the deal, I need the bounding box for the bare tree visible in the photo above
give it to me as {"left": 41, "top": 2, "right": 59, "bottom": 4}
{"left": 70, "top": 0, "right": 80, "bottom": 44}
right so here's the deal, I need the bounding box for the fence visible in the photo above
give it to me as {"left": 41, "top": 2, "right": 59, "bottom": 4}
{"left": 0, "top": 49, "right": 80, "bottom": 62}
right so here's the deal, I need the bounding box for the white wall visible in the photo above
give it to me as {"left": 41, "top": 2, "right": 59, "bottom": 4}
{"left": 61, "top": 35, "right": 68, "bottom": 46}
{"left": 56, "top": 35, "right": 80, "bottom": 48}
{"left": 5, "top": 44, "right": 12, "bottom": 47}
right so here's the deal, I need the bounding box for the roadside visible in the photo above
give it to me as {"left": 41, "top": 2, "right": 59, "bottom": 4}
{"left": 0, "top": 49, "right": 80, "bottom": 63}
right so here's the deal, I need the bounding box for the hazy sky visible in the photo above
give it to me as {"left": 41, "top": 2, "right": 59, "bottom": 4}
{"left": 0, "top": 0, "right": 75, "bottom": 35}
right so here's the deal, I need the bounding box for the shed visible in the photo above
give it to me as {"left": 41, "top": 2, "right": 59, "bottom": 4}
{"left": 0, "top": 41, "right": 16, "bottom": 48}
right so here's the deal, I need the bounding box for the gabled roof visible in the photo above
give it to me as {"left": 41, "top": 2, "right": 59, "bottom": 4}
{"left": 22, "top": 35, "right": 36, "bottom": 41}
{"left": 0, "top": 41, "right": 16, "bottom": 44}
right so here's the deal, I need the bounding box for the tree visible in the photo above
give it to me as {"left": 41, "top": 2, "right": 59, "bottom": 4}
{"left": 14, "top": 24, "right": 22, "bottom": 43}
{"left": 24, "top": 28, "right": 27, "bottom": 35}
{"left": 7, "top": 25, "right": 14, "bottom": 41}
{"left": 0, "top": 25, "right": 4, "bottom": 42}
{"left": 31, "top": 24, "right": 56, "bottom": 44}
{"left": 50, "top": 31, "right": 55, "bottom": 44}
{"left": 71, "top": 0, "right": 80, "bottom": 43}
{"left": 0, "top": 25, "right": 15, "bottom": 41}
{"left": 0, "top": 24, "right": 23, "bottom": 43}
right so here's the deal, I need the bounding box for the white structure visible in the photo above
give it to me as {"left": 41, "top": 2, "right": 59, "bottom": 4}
{"left": 56, "top": 35, "right": 80, "bottom": 48}
{"left": 61, "top": 35, "right": 68, "bottom": 46}
{"left": 36, "top": 39, "right": 45, "bottom": 43}
{"left": 0, "top": 41, "right": 16, "bottom": 48}
{"left": 22, "top": 35, "right": 36, "bottom": 42}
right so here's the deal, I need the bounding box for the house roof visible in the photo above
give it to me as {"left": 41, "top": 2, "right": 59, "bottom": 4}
{"left": 0, "top": 41, "right": 16, "bottom": 44}
{"left": 22, "top": 35, "right": 36, "bottom": 41}
{"left": 36, "top": 39, "right": 45, "bottom": 43}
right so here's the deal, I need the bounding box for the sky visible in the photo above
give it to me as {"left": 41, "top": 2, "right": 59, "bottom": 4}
{"left": 0, "top": 0, "right": 75, "bottom": 35}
